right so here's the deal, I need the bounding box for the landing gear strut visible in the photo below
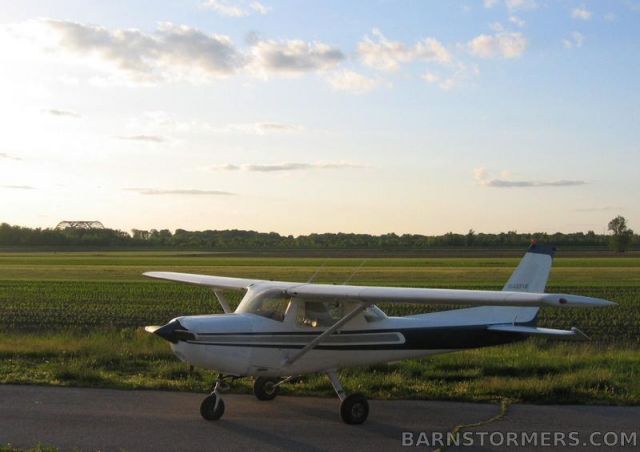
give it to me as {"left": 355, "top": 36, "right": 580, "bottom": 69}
{"left": 253, "top": 375, "right": 296, "bottom": 401}
{"left": 200, "top": 374, "right": 234, "bottom": 421}
{"left": 253, "top": 377, "right": 279, "bottom": 401}
{"left": 327, "top": 370, "right": 369, "bottom": 425}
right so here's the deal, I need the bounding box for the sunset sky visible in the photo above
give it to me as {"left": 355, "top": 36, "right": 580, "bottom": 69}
{"left": 1, "top": 0, "right": 638, "bottom": 235}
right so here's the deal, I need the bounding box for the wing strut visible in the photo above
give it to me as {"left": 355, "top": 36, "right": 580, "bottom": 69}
{"left": 283, "top": 302, "right": 368, "bottom": 366}
{"left": 213, "top": 289, "right": 232, "bottom": 314}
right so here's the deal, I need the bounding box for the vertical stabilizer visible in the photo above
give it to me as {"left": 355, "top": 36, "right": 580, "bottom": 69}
{"left": 453, "top": 243, "right": 555, "bottom": 325}
{"left": 503, "top": 243, "right": 555, "bottom": 293}
{"left": 494, "top": 243, "right": 556, "bottom": 323}
{"left": 492, "top": 243, "right": 555, "bottom": 324}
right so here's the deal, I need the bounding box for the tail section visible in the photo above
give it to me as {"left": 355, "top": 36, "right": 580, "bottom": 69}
{"left": 437, "top": 243, "right": 555, "bottom": 325}
{"left": 492, "top": 242, "right": 555, "bottom": 324}
{"left": 503, "top": 243, "right": 555, "bottom": 293}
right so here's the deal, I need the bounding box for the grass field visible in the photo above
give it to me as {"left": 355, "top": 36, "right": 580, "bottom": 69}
{"left": 0, "top": 251, "right": 638, "bottom": 405}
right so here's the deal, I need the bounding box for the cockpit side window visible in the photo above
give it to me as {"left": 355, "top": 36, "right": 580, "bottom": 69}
{"left": 297, "top": 300, "right": 359, "bottom": 328}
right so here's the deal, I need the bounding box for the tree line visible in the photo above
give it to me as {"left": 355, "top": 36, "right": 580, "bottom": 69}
{"left": 0, "top": 216, "right": 635, "bottom": 251}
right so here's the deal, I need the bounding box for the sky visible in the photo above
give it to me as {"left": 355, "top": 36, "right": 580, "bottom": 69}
{"left": 0, "top": 0, "right": 638, "bottom": 235}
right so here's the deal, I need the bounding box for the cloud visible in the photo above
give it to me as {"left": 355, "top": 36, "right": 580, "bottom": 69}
{"left": 422, "top": 72, "right": 453, "bottom": 90}
{"left": 203, "top": 0, "right": 271, "bottom": 17}
{"left": 572, "top": 5, "right": 592, "bottom": 20}
{"left": 12, "top": 19, "right": 347, "bottom": 83}
{"left": 625, "top": 1, "right": 640, "bottom": 12}
{"left": 489, "top": 22, "right": 505, "bottom": 33}
{"left": 116, "top": 135, "right": 166, "bottom": 143}
{"left": 125, "top": 112, "right": 302, "bottom": 136}
{"left": 326, "top": 70, "right": 381, "bottom": 94}
{"left": 468, "top": 32, "right": 527, "bottom": 59}
{"left": 357, "top": 29, "right": 451, "bottom": 72}
{"left": 422, "top": 63, "right": 477, "bottom": 91}
{"left": 422, "top": 71, "right": 456, "bottom": 90}
{"left": 249, "top": 39, "right": 344, "bottom": 75}
{"left": 563, "top": 32, "right": 585, "bottom": 49}
{"left": 207, "top": 161, "right": 366, "bottom": 172}
{"left": 484, "top": 0, "right": 537, "bottom": 11}
{"left": 1, "top": 184, "right": 34, "bottom": 190}
{"left": 0, "top": 152, "right": 22, "bottom": 161}
{"left": 505, "top": 0, "right": 537, "bottom": 11}
{"left": 44, "top": 108, "right": 81, "bottom": 118}
{"left": 508, "top": 15, "right": 526, "bottom": 27}
{"left": 39, "top": 19, "right": 243, "bottom": 82}
{"left": 222, "top": 121, "right": 303, "bottom": 134}
{"left": 474, "top": 167, "right": 587, "bottom": 188}
{"left": 484, "top": 179, "right": 587, "bottom": 188}
{"left": 125, "top": 188, "right": 234, "bottom": 195}
{"left": 574, "top": 206, "right": 621, "bottom": 212}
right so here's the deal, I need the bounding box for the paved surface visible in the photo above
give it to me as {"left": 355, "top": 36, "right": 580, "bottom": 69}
{"left": 1, "top": 385, "right": 638, "bottom": 451}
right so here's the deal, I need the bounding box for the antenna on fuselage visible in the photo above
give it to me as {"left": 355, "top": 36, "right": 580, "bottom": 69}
{"left": 306, "top": 260, "right": 328, "bottom": 283}
{"left": 341, "top": 259, "right": 368, "bottom": 285}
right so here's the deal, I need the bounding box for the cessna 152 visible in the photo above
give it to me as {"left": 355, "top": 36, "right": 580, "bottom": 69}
{"left": 144, "top": 244, "right": 614, "bottom": 424}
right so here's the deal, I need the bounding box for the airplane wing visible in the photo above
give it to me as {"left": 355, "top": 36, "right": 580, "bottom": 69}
{"left": 285, "top": 284, "right": 615, "bottom": 308}
{"left": 143, "top": 271, "right": 614, "bottom": 308}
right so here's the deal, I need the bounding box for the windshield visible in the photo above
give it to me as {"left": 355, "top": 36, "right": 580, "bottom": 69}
{"left": 237, "top": 288, "right": 291, "bottom": 322}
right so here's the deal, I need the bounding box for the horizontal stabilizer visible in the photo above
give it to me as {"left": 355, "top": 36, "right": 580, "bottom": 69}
{"left": 488, "top": 324, "right": 590, "bottom": 340}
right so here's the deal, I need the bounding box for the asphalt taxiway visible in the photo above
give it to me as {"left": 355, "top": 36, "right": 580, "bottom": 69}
{"left": 1, "top": 385, "right": 637, "bottom": 451}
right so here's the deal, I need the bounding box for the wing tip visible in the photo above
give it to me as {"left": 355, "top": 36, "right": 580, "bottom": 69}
{"left": 143, "top": 271, "right": 169, "bottom": 279}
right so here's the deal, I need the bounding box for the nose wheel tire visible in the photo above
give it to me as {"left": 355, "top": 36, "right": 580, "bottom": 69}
{"left": 200, "top": 394, "right": 225, "bottom": 421}
{"left": 254, "top": 377, "right": 280, "bottom": 401}
{"left": 340, "top": 393, "right": 369, "bottom": 425}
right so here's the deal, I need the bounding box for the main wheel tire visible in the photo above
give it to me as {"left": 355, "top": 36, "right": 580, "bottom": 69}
{"left": 200, "top": 394, "right": 225, "bottom": 421}
{"left": 340, "top": 393, "right": 369, "bottom": 425}
{"left": 254, "top": 377, "right": 280, "bottom": 401}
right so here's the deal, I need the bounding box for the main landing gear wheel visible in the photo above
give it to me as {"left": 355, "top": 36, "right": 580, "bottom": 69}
{"left": 327, "top": 370, "right": 370, "bottom": 425}
{"left": 340, "top": 393, "right": 369, "bottom": 425}
{"left": 254, "top": 377, "right": 280, "bottom": 401}
{"left": 200, "top": 394, "right": 225, "bottom": 421}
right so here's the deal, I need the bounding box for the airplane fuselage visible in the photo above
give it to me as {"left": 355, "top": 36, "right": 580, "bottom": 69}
{"left": 159, "top": 311, "right": 525, "bottom": 377}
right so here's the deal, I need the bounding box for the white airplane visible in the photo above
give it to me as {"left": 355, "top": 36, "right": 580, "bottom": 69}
{"left": 144, "top": 244, "right": 614, "bottom": 424}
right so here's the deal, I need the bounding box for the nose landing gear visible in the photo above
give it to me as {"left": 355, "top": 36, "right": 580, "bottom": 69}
{"left": 200, "top": 393, "right": 225, "bottom": 420}
{"left": 200, "top": 374, "right": 234, "bottom": 421}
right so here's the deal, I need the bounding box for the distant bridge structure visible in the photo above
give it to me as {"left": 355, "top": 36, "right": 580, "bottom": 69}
{"left": 55, "top": 221, "right": 105, "bottom": 230}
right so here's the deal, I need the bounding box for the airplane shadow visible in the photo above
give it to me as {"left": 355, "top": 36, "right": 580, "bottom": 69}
{"left": 214, "top": 421, "right": 325, "bottom": 452}
{"left": 285, "top": 398, "right": 405, "bottom": 442}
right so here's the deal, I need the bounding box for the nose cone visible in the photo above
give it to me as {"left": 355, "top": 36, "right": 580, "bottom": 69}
{"left": 145, "top": 319, "right": 195, "bottom": 343}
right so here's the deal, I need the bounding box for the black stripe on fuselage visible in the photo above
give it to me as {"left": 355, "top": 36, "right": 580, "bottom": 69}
{"left": 185, "top": 326, "right": 527, "bottom": 350}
